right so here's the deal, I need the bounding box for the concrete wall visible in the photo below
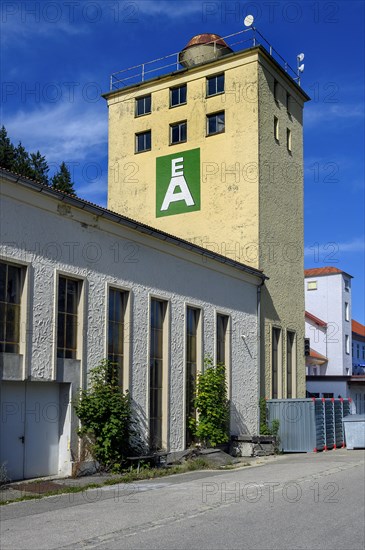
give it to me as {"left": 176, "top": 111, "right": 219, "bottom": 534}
{"left": 1, "top": 176, "right": 262, "bottom": 465}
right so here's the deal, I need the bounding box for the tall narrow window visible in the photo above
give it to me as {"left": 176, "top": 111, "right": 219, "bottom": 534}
{"left": 345, "top": 302, "right": 349, "bottom": 321}
{"left": 272, "top": 328, "right": 281, "bottom": 398}
{"left": 274, "top": 116, "right": 279, "bottom": 141}
{"left": 108, "top": 288, "right": 128, "bottom": 388}
{"left": 286, "top": 331, "right": 295, "bottom": 398}
{"left": 357, "top": 344, "right": 360, "bottom": 359}
{"left": 186, "top": 307, "right": 200, "bottom": 446}
{"left": 345, "top": 334, "right": 350, "bottom": 355}
{"left": 216, "top": 314, "right": 229, "bottom": 365}
{"left": 286, "top": 128, "right": 292, "bottom": 152}
{"left": 57, "top": 276, "right": 80, "bottom": 359}
{"left": 149, "top": 298, "right": 167, "bottom": 449}
{"left": 273, "top": 79, "right": 279, "bottom": 102}
{"left": 0, "top": 261, "right": 24, "bottom": 353}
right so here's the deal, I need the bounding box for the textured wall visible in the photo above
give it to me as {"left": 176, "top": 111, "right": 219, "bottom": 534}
{"left": 258, "top": 59, "right": 306, "bottom": 398}
{"left": 1, "top": 179, "right": 261, "bottom": 451}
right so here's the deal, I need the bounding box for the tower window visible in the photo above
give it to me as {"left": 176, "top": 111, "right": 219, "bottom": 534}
{"left": 287, "top": 128, "right": 292, "bottom": 152}
{"left": 135, "top": 130, "right": 151, "bottom": 153}
{"left": 170, "top": 84, "right": 187, "bottom": 107}
{"left": 307, "top": 281, "right": 317, "bottom": 291}
{"left": 274, "top": 79, "right": 279, "bottom": 102}
{"left": 207, "top": 111, "right": 225, "bottom": 136}
{"left": 170, "top": 121, "right": 187, "bottom": 144}
{"left": 135, "top": 95, "right": 151, "bottom": 117}
{"left": 274, "top": 117, "right": 279, "bottom": 141}
{"left": 207, "top": 73, "right": 224, "bottom": 97}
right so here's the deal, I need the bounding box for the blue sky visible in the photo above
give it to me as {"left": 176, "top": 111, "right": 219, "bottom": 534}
{"left": 1, "top": 0, "right": 364, "bottom": 322}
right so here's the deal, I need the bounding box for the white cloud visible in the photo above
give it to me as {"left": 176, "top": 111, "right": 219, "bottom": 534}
{"left": 305, "top": 237, "right": 365, "bottom": 257}
{"left": 4, "top": 101, "right": 107, "bottom": 164}
{"left": 137, "top": 1, "right": 204, "bottom": 18}
{"left": 305, "top": 103, "right": 364, "bottom": 128}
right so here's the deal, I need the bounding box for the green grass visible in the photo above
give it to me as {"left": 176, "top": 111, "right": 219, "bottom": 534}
{"left": 0, "top": 458, "right": 215, "bottom": 506}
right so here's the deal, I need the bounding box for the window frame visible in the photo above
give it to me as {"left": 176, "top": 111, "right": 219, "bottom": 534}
{"left": 135, "top": 94, "right": 151, "bottom": 117}
{"left": 272, "top": 326, "right": 282, "bottom": 399}
{"left": 307, "top": 280, "right": 317, "bottom": 291}
{"left": 0, "top": 260, "right": 26, "bottom": 354}
{"left": 274, "top": 116, "right": 279, "bottom": 142}
{"left": 170, "top": 84, "right": 187, "bottom": 108}
{"left": 170, "top": 120, "right": 187, "bottom": 145}
{"left": 206, "top": 111, "right": 225, "bottom": 136}
{"left": 148, "top": 295, "right": 170, "bottom": 450}
{"left": 185, "top": 305, "right": 202, "bottom": 446}
{"left": 345, "top": 334, "right": 350, "bottom": 355}
{"left": 286, "top": 128, "right": 292, "bottom": 152}
{"left": 206, "top": 73, "right": 225, "bottom": 97}
{"left": 56, "top": 275, "right": 82, "bottom": 360}
{"left": 286, "top": 331, "right": 296, "bottom": 398}
{"left": 135, "top": 130, "right": 151, "bottom": 153}
{"left": 345, "top": 302, "right": 349, "bottom": 321}
{"left": 107, "top": 285, "right": 130, "bottom": 390}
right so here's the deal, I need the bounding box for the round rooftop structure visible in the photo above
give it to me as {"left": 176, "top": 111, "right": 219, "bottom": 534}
{"left": 179, "top": 33, "right": 233, "bottom": 68}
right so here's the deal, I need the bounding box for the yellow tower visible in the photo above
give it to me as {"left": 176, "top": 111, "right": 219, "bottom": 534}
{"left": 104, "top": 31, "right": 310, "bottom": 398}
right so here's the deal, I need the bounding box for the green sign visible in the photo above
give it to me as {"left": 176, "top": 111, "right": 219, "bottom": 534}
{"left": 156, "top": 148, "right": 200, "bottom": 217}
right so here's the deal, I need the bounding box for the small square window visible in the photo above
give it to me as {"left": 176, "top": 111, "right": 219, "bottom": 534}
{"left": 344, "top": 279, "right": 350, "bottom": 291}
{"left": 170, "top": 121, "right": 187, "bottom": 144}
{"left": 207, "top": 73, "right": 224, "bottom": 97}
{"left": 135, "top": 130, "right": 151, "bottom": 153}
{"left": 274, "top": 117, "right": 279, "bottom": 141}
{"left": 170, "top": 85, "right": 187, "bottom": 107}
{"left": 287, "top": 128, "right": 292, "bottom": 152}
{"left": 135, "top": 95, "right": 151, "bottom": 117}
{"left": 207, "top": 111, "right": 225, "bottom": 136}
{"left": 307, "top": 281, "right": 317, "bottom": 291}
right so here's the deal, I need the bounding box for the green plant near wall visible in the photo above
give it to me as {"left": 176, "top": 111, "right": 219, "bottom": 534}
{"left": 259, "top": 397, "right": 280, "bottom": 439}
{"left": 193, "top": 357, "right": 230, "bottom": 447}
{"left": 74, "top": 360, "right": 136, "bottom": 471}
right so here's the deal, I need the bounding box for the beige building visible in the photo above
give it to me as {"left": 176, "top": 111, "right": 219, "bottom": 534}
{"left": 104, "top": 33, "right": 310, "bottom": 398}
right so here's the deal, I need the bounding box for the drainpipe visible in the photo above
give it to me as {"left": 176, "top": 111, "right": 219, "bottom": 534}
{"left": 257, "top": 278, "right": 266, "bottom": 434}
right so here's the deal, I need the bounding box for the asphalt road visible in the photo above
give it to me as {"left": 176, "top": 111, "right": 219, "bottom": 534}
{"left": 1, "top": 449, "right": 364, "bottom": 550}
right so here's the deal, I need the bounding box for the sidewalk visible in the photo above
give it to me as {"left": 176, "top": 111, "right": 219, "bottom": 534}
{"left": 0, "top": 453, "right": 278, "bottom": 505}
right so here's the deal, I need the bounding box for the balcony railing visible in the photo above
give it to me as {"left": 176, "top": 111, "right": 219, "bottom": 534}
{"left": 109, "top": 28, "right": 300, "bottom": 91}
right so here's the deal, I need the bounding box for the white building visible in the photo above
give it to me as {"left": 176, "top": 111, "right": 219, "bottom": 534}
{"left": 0, "top": 168, "right": 266, "bottom": 480}
{"left": 305, "top": 267, "right": 365, "bottom": 411}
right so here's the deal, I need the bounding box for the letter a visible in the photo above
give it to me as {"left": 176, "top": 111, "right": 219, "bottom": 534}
{"left": 160, "top": 157, "right": 195, "bottom": 211}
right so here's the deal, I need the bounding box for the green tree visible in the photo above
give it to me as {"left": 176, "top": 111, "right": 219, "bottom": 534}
{"left": 0, "top": 126, "right": 15, "bottom": 169}
{"left": 30, "top": 151, "right": 49, "bottom": 184}
{"left": 74, "top": 360, "right": 135, "bottom": 470}
{"left": 51, "top": 161, "right": 76, "bottom": 195}
{"left": 193, "top": 357, "right": 230, "bottom": 447}
{"left": 12, "top": 142, "right": 34, "bottom": 178}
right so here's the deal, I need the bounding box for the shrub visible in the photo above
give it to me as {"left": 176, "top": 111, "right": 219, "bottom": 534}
{"left": 194, "top": 357, "right": 229, "bottom": 447}
{"left": 74, "top": 360, "right": 136, "bottom": 470}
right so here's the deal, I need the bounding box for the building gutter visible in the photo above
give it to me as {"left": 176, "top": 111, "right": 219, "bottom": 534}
{"left": 257, "top": 278, "right": 267, "bottom": 433}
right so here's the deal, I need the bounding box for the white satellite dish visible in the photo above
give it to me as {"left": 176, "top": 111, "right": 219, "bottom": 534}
{"left": 244, "top": 14, "right": 254, "bottom": 27}
{"left": 298, "top": 64, "right": 305, "bottom": 72}
{"left": 297, "top": 53, "right": 305, "bottom": 62}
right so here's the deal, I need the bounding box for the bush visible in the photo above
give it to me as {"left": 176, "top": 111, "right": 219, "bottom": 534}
{"left": 74, "top": 360, "right": 136, "bottom": 470}
{"left": 193, "top": 357, "right": 229, "bottom": 447}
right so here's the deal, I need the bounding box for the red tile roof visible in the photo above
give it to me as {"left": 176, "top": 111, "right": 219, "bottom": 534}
{"left": 305, "top": 311, "right": 327, "bottom": 327}
{"left": 352, "top": 320, "right": 365, "bottom": 337}
{"left": 309, "top": 349, "right": 328, "bottom": 361}
{"left": 305, "top": 267, "right": 352, "bottom": 278}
